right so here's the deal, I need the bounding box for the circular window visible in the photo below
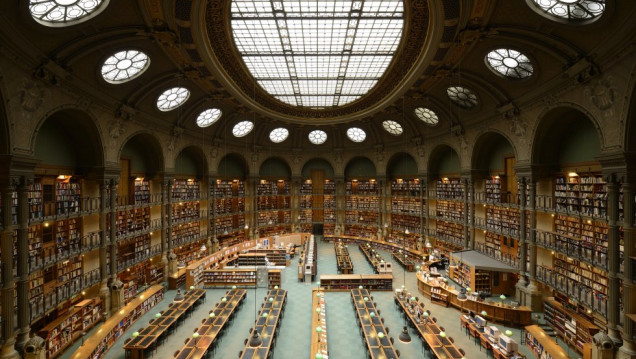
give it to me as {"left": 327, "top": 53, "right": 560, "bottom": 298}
{"left": 308, "top": 130, "right": 327, "bottom": 145}
{"left": 101, "top": 50, "right": 150, "bottom": 84}
{"left": 196, "top": 108, "right": 222, "bottom": 128}
{"left": 269, "top": 128, "right": 289, "bottom": 143}
{"left": 232, "top": 121, "right": 254, "bottom": 137}
{"left": 382, "top": 120, "right": 403, "bottom": 135}
{"left": 446, "top": 87, "right": 478, "bottom": 109}
{"left": 414, "top": 107, "right": 439, "bottom": 125}
{"left": 530, "top": 0, "right": 605, "bottom": 21}
{"left": 156, "top": 87, "right": 190, "bottom": 112}
{"left": 29, "top": 0, "right": 109, "bottom": 26}
{"left": 486, "top": 49, "right": 534, "bottom": 79}
{"left": 346, "top": 127, "right": 366, "bottom": 143}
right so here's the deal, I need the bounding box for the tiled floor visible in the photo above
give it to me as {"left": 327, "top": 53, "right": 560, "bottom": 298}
{"left": 60, "top": 239, "right": 576, "bottom": 359}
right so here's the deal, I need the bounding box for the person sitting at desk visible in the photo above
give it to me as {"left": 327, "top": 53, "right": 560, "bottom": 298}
{"left": 469, "top": 311, "right": 475, "bottom": 320}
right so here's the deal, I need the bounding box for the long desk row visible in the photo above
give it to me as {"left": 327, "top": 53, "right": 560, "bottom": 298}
{"left": 391, "top": 251, "right": 416, "bottom": 271}
{"left": 394, "top": 291, "right": 464, "bottom": 359}
{"left": 335, "top": 242, "right": 354, "bottom": 274}
{"left": 358, "top": 244, "right": 392, "bottom": 273}
{"left": 417, "top": 272, "right": 533, "bottom": 326}
{"left": 174, "top": 288, "right": 247, "bottom": 359}
{"left": 123, "top": 288, "right": 207, "bottom": 359}
{"left": 351, "top": 288, "right": 399, "bottom": 359}
{"left": 239, "top": 288, "right": 288, "bottom": 359}
{"left": 460, "top": 315, "right": 526, "bottom": 359}
{"left": 311, "top": 289, "right": 329, "bottom": 359}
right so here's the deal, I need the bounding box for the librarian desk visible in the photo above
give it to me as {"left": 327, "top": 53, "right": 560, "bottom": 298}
{"left": 417, "top": 272, "right": 532, "bottom": 326}
{"left": 123, "top": 289, "right": 206, "bottom": 359}
{"left": 394, "top": 292, "right": 464, "bottom": 359}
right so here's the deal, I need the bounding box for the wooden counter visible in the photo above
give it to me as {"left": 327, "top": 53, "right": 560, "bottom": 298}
{"left": 525, "top": 325, "right": 570, "bottom": 359}
{"left": 70, "top": 285, "right": 164, "bottom": 359}
{"left": 320, "top": 274, "right": 393, "bottom": 291}
{"left": 416, "top": 272, "right": 532, "bottom": 326}
{"left": 184, "top": 240, "right": 257, "bottom": 288}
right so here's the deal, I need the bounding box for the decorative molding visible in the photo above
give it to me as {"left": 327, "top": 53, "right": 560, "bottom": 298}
{"left": 19, "top": 78, "right": 47, "bottom": 113}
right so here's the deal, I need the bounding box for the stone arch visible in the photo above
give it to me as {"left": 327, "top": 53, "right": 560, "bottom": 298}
{"left": 471, "top": 131, "right": 517, "bottom": 174}
{"left": 386, "top": 152, "right": 418, "bottom": 178}
{"left": 301, "top": 158, "right": 335, "bottom": 178}
{"left": 259, "top": 157, "right": 292, "bottom": 179}
{"left": 344, "top": 156, "right": 377, "bottom": 178}
{"left": 118, "top": 131, "right": 165, "bottom": 178}
{"left": 174, "top": 145, "right": 208, "bottom": 179}
{"left": 217, "top": 153, "right": 249, "bottom": 178}
{"left": 427, "top": 144, "right": 461, "bottom": 178}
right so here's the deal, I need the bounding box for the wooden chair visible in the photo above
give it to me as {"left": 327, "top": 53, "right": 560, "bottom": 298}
{"left": 480, "top": 336, "right": 493, "bottom": 352}
{"left": 396, "top": 349, "right": 400, "bottom": 358}
{"left": 238, "top": 350, "right": 243, "bottom": 358}
{"left": 174, "top": 350, "right": 180, "bottom": 358}
{"left": 439, "top": 326, "right": 445, "bottom": 331}
{"left": 448, "top": 336, "right": 454, "bottom": 343}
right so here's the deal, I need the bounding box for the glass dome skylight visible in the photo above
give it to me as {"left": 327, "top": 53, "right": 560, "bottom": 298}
{"left": 101, "top": 50, "right": 150, "bottom": 84}
{"left": 308, "top": 130, "right": 327, "bottom": 145}
{"left": 232, "top": 121, "right": 254, "bottom": 137}
{"left": 29, "top": 0, "right": 108, "bottom": 25}
{"left": 346, "top": 127, "right": 366, "bottom": 142}
{"left": 531, "top": 0, "right": 605, "bottom": 21}
{"left": 486, "top": 49, "right": 533, "bottom": 79}
{"left": 196, "top": 108, "right": 222, "bottom": 128}
{"left": 156, "top": 87, "right": 190, "bottom": 112}
{"left": 231, "top": 0, "right": 404, "bottom": 109}
{"left": 269, "top": 128, "right": 289, "bottom": 143}
{"left": 382, "top": 120, "right": 403, "bottom": 135}
{"left": 446, "top": 87, "right": 478, "bottom": 109}
{"left": 414, "top": 107, "right": 439, "bottom": 125}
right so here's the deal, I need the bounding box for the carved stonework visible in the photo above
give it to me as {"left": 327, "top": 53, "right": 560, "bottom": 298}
{"left": 585, "top": 76, "right": 616, "bottom": 120}
{"left": 167, "top": 126, "right": 184, "bottom": 152}
{"left": 413, "top": 137, "right": 425, "bottom": 157}
{"left": 375, "top": 145, "right": 385, "bottom": 163}
{"left": 292, "top": 149, "right": 302, "bottom": 165}
{"left": 19, "top": 79, "right": 47, "bottom": 112}
{"left": 333, "top": 149, "right": 343, "bottom": 165}
{"left": 107, "top": 118, "right": 125, "bottom": 139}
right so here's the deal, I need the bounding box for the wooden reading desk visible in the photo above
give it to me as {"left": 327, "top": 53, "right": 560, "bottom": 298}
{"left": 310, "top": 288, "right": 329, "bottom": 359}
{"left": 351, "top": 288, "right": 399, "bottom": 359}
{"left": 239, "top": 289, "right": 288, "bottom": 359}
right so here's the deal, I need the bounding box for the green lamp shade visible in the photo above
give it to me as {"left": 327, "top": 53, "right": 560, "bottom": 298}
{"left": 316, "top": 326, "right": 322, "bottom": 332}
{"left": 232, "top": 285, "right": 237, "bottom": 289}
{"left": 274, "top": 285, "right": 279, "bottom": 289}
{"left": 189, "top": 286, "right": 195, "bottom": 290}
{"left": 505, "top": 330, "right": 513, "bottom": 336}
{"left": 132, "top": 331, "right": 140, "bottom": 337}
{"left": 500, "top": 294, "right": 506, "bottom": 300}
{"left": 269, "top": 297, "right": 274, "bottom": 302}
{"left": 416, "top": 266, "right": 421, "bottom": 270}
{"left": 209, "top": 312, "right": 216, "bottom": 318}
{"left": 481, "top": 311, "right": 487, "bottom": 316}
{"left": 316, "top": 307, "right": 321, "bottom": 313}
{"left": 316, "top": 281, "right": 320, "bottom": 286}
{"left": 155, "top": 313, "right": 161, "bottom": 318}
{"left": 222, "top": 297, "right": 227, "bottom": 302}
{"left": 263, "top": 312, "right": 269, "bottom": 317}
{"left": 401, "top": 285, "right": 405, "bottom": 289}
{"left": 466, "top": 287, "right": 471, "bottom": 292}
{"left": 377, "top": 332, "right": 385, "bottom": 339}
{"left": 359, "top": 285, "right": 363, "bottom": 289}
{"left": 192, "top": 332, "right": 199, "bottom": 339}
{"left": 440, "top": 331, "right": 447, "bottom": 338}
{"left": 423, "top": 312, "right": 429, "bottom": 317}
{"left": 370, "top": 312, "right": 376, "bottom": 317}
{"left": 363, "top": 297, "right": 369, "bottom": 302}
{"left": 316, "top": 292, "right": 321, "bottom": 297}
{"left": 316, "top": 353, "right": 323, "bottom": 359}
{"left": 411, "top": 296, "right": 416, "bottom": 302}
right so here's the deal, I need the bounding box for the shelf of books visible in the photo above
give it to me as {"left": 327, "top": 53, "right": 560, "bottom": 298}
{"left": 553, "top": 214, "right": 609, "bottom": 268}
{"left": 543, "top": 296, "right": 600, "bottom": 353}
{"left": 524, "top": 324, "right": 571, "bottom": 359}
{"left": 112, "top": 207, "right": 150, "bottom": 237}
{"left": 268, "top": 269, "right": 282, "bottom": 289}
{"left": 203, "top": 268, "right": 257, "bottom": 287}
{"left": 345, "top": 180, "right": 379, "bottom": 234}
{"left": 319, "top": 274, "right": 393, "bottom": 291}
{"left": 555, "top": 174, "right": 606, "bottom": 218}
{"left": 482, "top": 231, "right": 518, "bottom": 266}
{"left": 431, "top": 286, "right": 449, "bottom": 307}
{"left": 172, "top": 178, "right": 200, "bottom": 201}
{"left": 434, "top": 220, "right": 464, "bottom": 245}
{"left": 70, "top": 285, "right": 164, "bottom": 359}
{"left": 173, "top": 240, "right": 207, "bottom": 265}
{"left": 435, "top": 200, "right": 464, "bottom": 222}
{"left": 54, "top": 178, "right": 81, "bottom": 216}
{"left": 171, "top": 221, "right": 202, "bottom": 247}
{"left": 37, "top": 297, "right": 102, "bottom": 359}
{"left": 435, "top": 178, "right": 463, "bottom": 200}
{"left": 536, "top": 252, "right": 608, "bottom": 318}
{"left": 449, "top": 258, "right": 491, "bottom": 293}
{"left": 486, "top": 205, "right": 520, "bottom": 237}
{"left": 133, "top": 178, "right": 150, "bottom": 205}
{"left": 118, "top": 260, "right": 154, "bottom": 303}
{"left": 172, "top": 201, "right": 200, "bottom": 223}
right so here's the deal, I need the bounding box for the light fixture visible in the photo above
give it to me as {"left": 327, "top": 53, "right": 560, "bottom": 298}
{"left": 481, "top": 310, "right": 487, "bottom": 316}
{"left": 377, "top": 332, "right": 385, "bottom": 339}
{"left": 209, "top": 312, "right": 216, "bottom": 318}
{"left": 505, "top": 330, "right": 513, "bottom": 337}
{"left": 370, "top": 312, "right": 376, "bottom": 317}
{"left": 439, "top": 331, "right": 447, "bottom": 338}
{"left": 155, "top": 313, "right": 161, "bottom": 318}
{"left": 223, "top": 229, "right": 229, "bottom": 236}
{"left": 398, "top": 326, "right": 412, "bottom": 344}
{"left": 132, "top": 331, "right": 140, "bottom": 338}
{"left": 405, "top": 229, "right": 410, "bottom": 234}
{"left": 222, "top": 297, "right": 227, "bottom": 302}
{"left": 457, "top": 287, "right": 467, "bottom": 301}
{"left": 248, "top": 329, "right": 263, "bottom": 347}
{"left": 568, "top": 172, "right": 579, "bottom": 177}
{"left": 262, "top": 312, "right": 269, "bottom": 318}
{"left": 316, "top": 326, "right": 322, "bottom": 333}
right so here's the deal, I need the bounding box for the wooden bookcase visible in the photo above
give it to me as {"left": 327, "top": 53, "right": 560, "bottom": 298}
{"left": 555, "top": 175, "right": 606, "bottom": 218}
{"left": 544, "top": 297, "right": 600, "bottom": 353}
{"left": 172, "top": 179, "right": 200, "bottom": 201}
{"left": 268, "top": 269, "right": 281, "bottom": 289}
{"left": 525, "top": 325, "right": 570, "bottom": 359}
{"left": 38, "top": 297, "right": 102, "bottom": 359}
{"left": 430, "top": 286, "right": 449, "bottom": 307}
{"left": 203, "top": 268, "right": 257, "bottom": 287}
{"left": 345, "top": 179, "right": 379, "bottom": 236}
{"left": 319, "top": 274, "right": 393, "bottom": 291}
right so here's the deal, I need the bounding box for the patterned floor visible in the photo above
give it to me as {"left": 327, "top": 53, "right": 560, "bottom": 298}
{"left": 59, "top": 239, "right": 581, "bottom": 359}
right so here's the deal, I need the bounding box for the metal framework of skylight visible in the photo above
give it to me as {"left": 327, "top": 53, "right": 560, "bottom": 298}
{"left": 231, "top": 0, "right": 403, "bottom": 109}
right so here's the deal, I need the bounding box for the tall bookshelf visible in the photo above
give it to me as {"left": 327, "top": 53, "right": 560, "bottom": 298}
{"left": 257, "top": 179, "right": 291, "bottom": 236}
{"left": 555, "top": 174, "right": 606, "bottom": 218}
{"left": 172, "top": 178, "right": 200, "bottom": 201}
{"left": 212, "top": 179, "right": 246, "bottom": 247}
{"left": 486, "top": 205, "right": 520, "bottom": 237}
{"left": 543, "top": 296, "right": 600, "bottom": 353}
{"left": 554, "top": 214, "right": 609, "bottom": 268}
{"left": 299, "top": 180, "right": 313, "bottom": 233}
{"left": 390, "top": 178, "right": 423, "bottom": 248}
{"left": 345, "top": 179, "right": 379, "bottom": 238}
{"left": 434, "top": 220, "right": 463, "bottom": 245}
{"left": 324, "top": 180, "right": 336, "bottom": 235}
{"left": 133, "top": 178, "right": 150, "bottom": 205}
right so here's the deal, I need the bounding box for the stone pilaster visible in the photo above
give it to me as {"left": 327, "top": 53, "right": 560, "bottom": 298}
{"left": 98, "top": 180, "right": 111, "bottom": 319}
{"left": 606, "top": 177, "right": 622, "bottom": 345}
{"left": 618, "top": 182, "right": 636, "bottom": 358}
{"left": 15, "top": 178, "right": 31, "bottom": 352}
{"left": 1, "top": 183, "right": 19, "bottom": 359}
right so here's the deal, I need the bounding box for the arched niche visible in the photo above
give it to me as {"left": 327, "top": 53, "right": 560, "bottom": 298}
{"left": 472, "top": 132, "right": 516, "bottom": 175}
{"left": 301, "top": 158, "right": 335, "bottom": 178}
{"left": 259, "top": 157, "right": 291, "bottom": 179}
{"left": 386, "top": 152, "right": 418, "bottom": 178}
{"left": 218, "top": 153, "right": 249, "bottom": 179}
{"left": 34, "top": 109, "right": 104, "bottom": 174}
{"left": 428, "top": 144, "right": 460, "bottom": 178}
{"left": 532, "top": 107, "right": 602, "bottom": 172}
{"left": 175, "top": 146, "right": 208, "bottom": 179}
{"left": 119, "top": 133, "right": 164, "bottom": 178}
{"left": 345, "top": 156, "right": 376, "bottom": 179}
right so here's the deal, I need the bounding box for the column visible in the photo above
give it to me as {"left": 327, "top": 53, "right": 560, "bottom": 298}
{"left": 377, "top": 177, "right": 385, "bottom": 241}
{"left": 206, "top": 177, "right": 214, "bottom": 253}
{"left": 606, "top": 177, "right": 621, "bottom": 344}
{"left": 248, "top": 177, "right": 258, "bottom": 239}
{"left": 15, "top": 179, "right": 30, "bottom": 352}
{"left": 527, "top": 180, "right": 537, "bottom": 283}
{"left": 108, "top": 179, "right": 124, "bottom": 313}
{"left": 517, "top": 177, "right": 528, "bottom": 287}
{"left": 1, "top": 183, "right": 19, "bottom": 359}
{"left": 418, "top": 177, "right": 425, "bottom": 251}
{"left": 335, "top": 177, "right": 345, "bottom": 236}
{"left": 463, "top": 177, "right": 470, "bottom": 248}
{"left": 166, "top": 179, "right": 173, "bottom": 254}
{"left": 98, "top": 180, "right": 110, "bottom": 319}
{"left": 618, "top": 182, "right": 636, "bottom": 358}
{"left": 291, "top": 177, "right": 301, "bottom": 231}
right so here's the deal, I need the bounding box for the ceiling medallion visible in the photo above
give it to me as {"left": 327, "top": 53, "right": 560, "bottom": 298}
{"left": 204, "top": 0, "right": 432, "bottom": 123}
